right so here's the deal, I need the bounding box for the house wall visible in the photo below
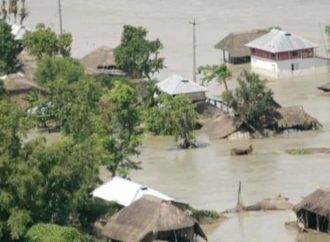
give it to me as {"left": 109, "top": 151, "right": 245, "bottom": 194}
{"left": 250, "top": 56, "right": 329, "bottom": 78}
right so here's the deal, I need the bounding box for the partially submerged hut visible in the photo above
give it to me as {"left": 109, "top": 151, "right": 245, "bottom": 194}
{"left": 80, "top": 46, "right": 125, "bottom": 75}
{"left": 267, "top": 106, "right": 321, "bottom": 131}
{"left": 215, "top": 29, "right": 268, "bottom": 64}
{"left": 202, "top": 113, "right": 243, "bottom": 139}
{"left": 102, "top": 195, "right": 207, "bottom": 242}
{"left": 293, "top": 188, "right": 330, "bottom": 233}
{"left": 157, "top": 74, "right": 207, "bottom": 102}
{"left": 318, "top": 83, "right": 330, "bottom": 92}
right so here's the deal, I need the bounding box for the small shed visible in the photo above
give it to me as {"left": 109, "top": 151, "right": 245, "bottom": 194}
{"left": 215, "top": 30, "right": 267, "bottom": 64}
{"left": 92, "top": 176, "right": 175, "bottom": 207}
{"left": 157, "top": 74, "right": 207, "bottom": 102}
{"left": 102, "top": 195, "right": 207, "bottom": 242}
{"left": 80, "top": 46, "right": 125, "bottom": 76}
{"left": 293, "top": 188, "right": 330, "bottom": 233}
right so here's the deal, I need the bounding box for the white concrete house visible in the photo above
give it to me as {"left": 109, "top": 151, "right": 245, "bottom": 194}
{"left": 157, "top": 74, "right": 207, "bottom": 102}
{"left": 245, "top": 29, "right": 329, "bottom": 78}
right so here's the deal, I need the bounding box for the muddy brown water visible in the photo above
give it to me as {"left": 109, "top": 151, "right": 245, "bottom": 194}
{"left": 25, "top": 1, "right": 330, "bottom": 241}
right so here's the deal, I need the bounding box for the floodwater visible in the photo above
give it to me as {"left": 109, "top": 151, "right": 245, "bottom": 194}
{"left": 25, "top": 1, "right": 330, "bottom": 241}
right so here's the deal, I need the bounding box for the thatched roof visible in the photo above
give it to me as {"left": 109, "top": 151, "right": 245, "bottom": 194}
{"left": 80, "top": 46, "right": 123, "bottom": 75}
{"left": 215, "top": 30, "right": 268, "bottom": 57}
{"left": 3, "top": 73, "right": 43, "bottom": 92}
{"left": 202, "top": 113, "right": 243, "bottom": 139}
{"left": 273, "top": 106, "right": 321, "bottom": 129}
{"left": 293, "top": 188, "right": 330, "bottom": 217}
{"left": 102, "top": 195, "right": 207, "bottom": 242}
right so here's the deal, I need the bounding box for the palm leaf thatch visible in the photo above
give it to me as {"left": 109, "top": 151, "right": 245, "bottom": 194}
{"left": 102, "top": 195, "right": 207, "bottom": 242}
{"left": 293, "top": 188, "right": 330, "bottom": 218}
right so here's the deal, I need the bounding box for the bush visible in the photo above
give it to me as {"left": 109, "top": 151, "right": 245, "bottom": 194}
{"left": 25, "top": 224, "right": 90, "bottom": 242}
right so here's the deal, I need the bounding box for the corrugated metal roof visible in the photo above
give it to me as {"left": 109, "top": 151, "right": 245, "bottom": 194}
{"left": 157, "top": 74, "right": 207, "bottom": 95}
{"left": 245, "top": 29, "right": 318, "bottom": 53}
{"left": 92, "top": 176, "right": 174, "bottom": 206}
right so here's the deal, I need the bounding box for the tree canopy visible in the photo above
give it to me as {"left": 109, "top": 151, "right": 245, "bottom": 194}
{"left": 198, "top": 64, "right": 232, "bottom": 90}
{"left": 23, "top": 24, "right": 72, "bottom": 59}
{"left": 0, "top": 20, "right": 21, "bottom": 75}
{"left": 35, "top": 56, "right": 84, "bottom": 85}
{"left": 114, "top": 25, "right": 164, "bottom": 79}
{"left": 223, "top": 71, "right": 276, "bottom": 128}
{"left": 146, "top": 94, "right": 197, "bottom": 148}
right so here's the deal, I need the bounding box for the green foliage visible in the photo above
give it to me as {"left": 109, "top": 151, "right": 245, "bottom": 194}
{"left": 136, "top": 79, "right": 158, "bottom": 108}
{"left": 198, "top": 64, "right": 232, "bottom": 90}
{"left": 146, "top": 94, "right": 197, "bottom": 145}
{"left": 97, "top": 81, "right": 143, "bottom": 176}
{"left": 35, "top": 56, "right": 84, "bottom": 85}
{"left": 23, "top": 24, "right": 72, "bottom": 59}
{"left": 286, "top": 148, "right": 306, "bottom": 155}
{"left": 114, "top": 25, "right": 164, "bottom": 79}
{"left": 26, "top": 224, "right": 89, "bottom": 242}
{"left": 189, "top": 207, "right": 220, "bottom": 220}
{"left": 224, "top": 71, "right": 275, "bottom": 128}
{"left": 0, "top": 20, "right": 21, "bottom": 75}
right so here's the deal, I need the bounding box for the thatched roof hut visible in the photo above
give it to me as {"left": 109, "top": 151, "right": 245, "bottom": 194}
{"left": 202, "top": 113, "right": 243, "bottom": 139}
{"left": 102, "top": 195, "right": 207, "bottom": 242}
{"left": 80, "top": 46, "right": 125, "bottom": 75}
{"left": 215, "top": 29, "right": 268, "bottom": 64}
{"left": 293, "top": 188, "right": 330, "bottom": 233}
{"left": 271, "top": 106, "right": 321, "bottom": 130}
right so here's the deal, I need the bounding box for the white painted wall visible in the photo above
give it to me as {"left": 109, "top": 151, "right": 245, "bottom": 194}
{"left": 251, "top": 56, "right": 329, "bottom": 79}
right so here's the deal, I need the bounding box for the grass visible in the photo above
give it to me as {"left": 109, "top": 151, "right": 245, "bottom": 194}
{"left": 189, "top": 207, "right": 220, "bottom": 220}
{"left": 286, "top": 148, "right": 306, "bottom": 155}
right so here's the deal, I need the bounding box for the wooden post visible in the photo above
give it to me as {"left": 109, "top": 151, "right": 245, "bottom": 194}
{"left": 316, "top": 214, "right": 320, "bottom": 232}
{"left": 223, "top": 50, "right": 226, "bottom": 63}
{"left": 305, "top": 211, "right": 309, "bottom": 228}
{"left": 58, "top": 0, "right": 63, "bottom": 34}
{"left": 189, "top": 19, "right": 199, "bottom": 83}
{"left": 237, "top": 180, "right": 242, "bottom": 209}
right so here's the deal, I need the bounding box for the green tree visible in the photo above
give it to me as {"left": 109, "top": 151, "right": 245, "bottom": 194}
{"left": 0, "top": 20, "right": 21, "bottom": 75}
{"left": 97, "top": 81, "right": 143, "bottom": 176}
{"left": 35, "top": 56, "right": 84, "bottom": 85}
{"left": 114, "top": 25, "right": 164, "bottom": 79}
{"left": 23, "top": 24, "right": 72, "bottom": 59}
{"left": 146, "top": 94, "right": 197, "bottom": 148}
{"left": 224, "top": 71, "right": 275, "bottom": 128}
{"left": 198, "top": 64, "right": 232, "bottom": 91}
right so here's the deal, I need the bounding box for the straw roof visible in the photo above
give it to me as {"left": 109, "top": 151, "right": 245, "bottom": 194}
{"left": 215, "top": 30, "right": 267, "bottom": 57}
{"left": 102, "top": 195, "right": 207, "bottom": 242}
{"left": 80, "top": 46, "right": 119, "bottom": 75}
{"left": 3, "top": 73, "right": 42, "bottom": 92}
{"left": 202, "top": 113, "right": 243, "bottom": 139}
{"left": 293, "top": 188, "right": 330, "bottom": 217}
{"left": 273, "top": 106, "right": 321, "bottom": 129}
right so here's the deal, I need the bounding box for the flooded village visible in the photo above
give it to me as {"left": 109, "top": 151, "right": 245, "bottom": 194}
{"left": 1, "top": 0, "right": 330, "bottom": 241}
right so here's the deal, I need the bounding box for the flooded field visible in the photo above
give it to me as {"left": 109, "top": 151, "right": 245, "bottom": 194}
{"left": 26, "top": 1, "right": 330, "bottom": 241}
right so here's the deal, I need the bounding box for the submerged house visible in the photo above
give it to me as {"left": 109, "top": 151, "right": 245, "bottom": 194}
{"left": 157, "top": 74, "right": 207, "bottom": 102}
{"left": 80, "top": 46, "right": 125, "bottom": 76}
{"left": 92, "top": 176, "right": 175, "bottom": 207}
{"left": 215, "top": 29, "right": 267, "bottom": 64}
{"left": 293, "top": 188, "right": 330, "bottom": 233}
{"left": 245, "top": 29, "right": 329, "bottom": 78}
{"left": 102, "top": 195, "right": 207, "bottom": 242}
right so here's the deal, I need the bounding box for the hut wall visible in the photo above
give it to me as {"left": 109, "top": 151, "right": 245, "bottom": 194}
{"left": 157, "top": 227, "right": 194, "bottom": 242}
{"left": 298, "top": 210, "right": 330, "bottom": 233}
